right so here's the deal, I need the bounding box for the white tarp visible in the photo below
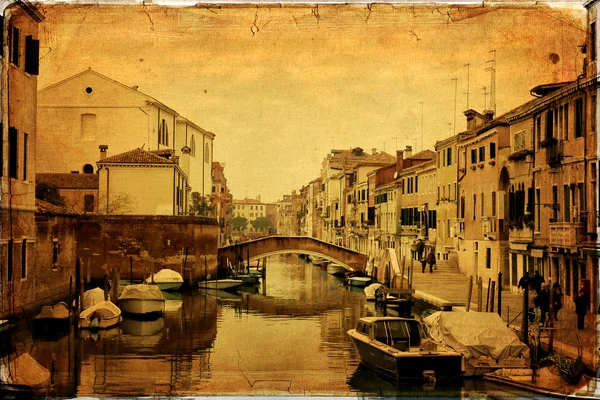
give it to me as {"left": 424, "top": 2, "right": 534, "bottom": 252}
{"left": 79, "top": 301, "right": 121, "bottom": 320}
{"left": 423, "top": 311, "right": 530, "bottom": 361}
{"left": 118, "top": 284, "right": 165, "bottom": 301}
{"left": 146, "top": 268, "right": 183, "bottom": 284}
{"left": 83, "top": 288, "right": 108, "bottom": 310}
{"left": 0, "top": 353, "right": 50, "bottom": 387}
{"left": 364, "top": 283, "right": 384, "bottom": 299}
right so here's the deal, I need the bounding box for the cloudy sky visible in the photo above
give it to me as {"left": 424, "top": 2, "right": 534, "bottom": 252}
{"left": 37, "top": 2, "right": 587, "bottom": 203}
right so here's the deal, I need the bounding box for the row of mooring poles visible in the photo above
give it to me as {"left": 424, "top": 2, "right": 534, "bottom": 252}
{"left": 465, "top": 272, "right": 503, "bottom": 315}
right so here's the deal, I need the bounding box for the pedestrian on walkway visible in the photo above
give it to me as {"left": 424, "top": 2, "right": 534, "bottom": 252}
{"left": 421, "top": 258, "right": 427, "bottom": 274}
{"left": 426, "top": 249, "right": 436, "bottom": 274}
{"left": 552, "top": 282, "right": 563, "bottom": 321}
{"left": 535, "top": 283, "right": 550, "bottom": 326}
{"left": 416, "top": 239, "right": 425, "bottom": 261}
{"left": 528, "top": 285, "right": 537, "bottom": 323}
{"left": 530, "top": 270, "right": 545, "bottom": 294}
{"left": 517, "top": 271, "right": 529, "bottom": 293}
{"left": 574, "top": 289, "right": 589, "bottom": 330}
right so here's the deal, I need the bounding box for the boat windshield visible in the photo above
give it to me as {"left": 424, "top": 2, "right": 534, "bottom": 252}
{"left": 387, "top": 320, "right": 422, "bottom": 347}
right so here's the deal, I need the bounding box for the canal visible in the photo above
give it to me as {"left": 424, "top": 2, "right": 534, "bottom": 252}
{"left": 4, "top": 254, "right": 536, "bottom": 397}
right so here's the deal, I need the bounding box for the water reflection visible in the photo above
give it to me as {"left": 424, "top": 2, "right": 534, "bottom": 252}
{"left": 2, "top": 255, "right": 529, "bottom": 397}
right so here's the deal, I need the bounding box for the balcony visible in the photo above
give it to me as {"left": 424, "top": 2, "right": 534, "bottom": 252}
{"left": 396, "top": 224, "right": 420, "bottom": 237}
{"left": 452, "top": 218, "right": 465, "bottom": 238}
{"left": 545, "top": 139, "right": 563, "bottom": 168}
{"left": 549, "top": 221, "right": 585, "bottom": 248}
{"left": 482, "top": 216, "right": 497, "bottom": 238}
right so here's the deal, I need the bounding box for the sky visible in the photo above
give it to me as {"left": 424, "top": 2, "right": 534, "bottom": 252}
{"left": 37, "top": 1, "right": 587, "bottom": 203}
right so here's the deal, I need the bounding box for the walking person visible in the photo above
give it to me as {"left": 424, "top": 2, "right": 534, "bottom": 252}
{"left": 416, "top": 239, "right": 425, "bottom": 262}
{"left": 421, "top": 258, "right": 427, "bottom": 274}
{"left": 426, "top": 249, "right": 436, "bottom": 274}
{"left": 527, "top": 285, "right": 537, "bottom": 323}
{"left": 574, "top": 289, "right": 590, "bottom": 330}
{"left": 552, "top": 282, "right": 563, "bottom": 321}
{"left": 517, "top": 271, "right": 529, "bottom": 292}
{"left": 530, "top": 270, "right": 545, "bottom": 294}
{"left": 536, "top": 284, "right": 550, "bottom": 326}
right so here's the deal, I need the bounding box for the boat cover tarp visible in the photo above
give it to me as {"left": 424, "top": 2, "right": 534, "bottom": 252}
{"left": 83, "top": 288, "right": 108, "bottom": 310}
{"left": 364, "top": 283, "right": 384, "bottom": 298}
{"left": 423, "top": 311, "right": 530, "bottom": 361}
{"left": 34, "top": 302, "right": 69, "bottom": 320}
{"left": 0, "top": 353, "right": 50, "bottom": 387}
{"left": 146, "top": 268, "right": 184, "bottom": 284}
{"left": 79, "top": 301, "right": 121, "bottom": 320}
{"left": 118, "top": 284, "right": 165, "bottom": 301}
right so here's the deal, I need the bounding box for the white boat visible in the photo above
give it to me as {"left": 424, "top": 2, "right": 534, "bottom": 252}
{"left": 146, "top": 268, "right": 184, "bottom": 291}
{"left": 423, "top": 311, "right": 530, "bottom": 376}
{"left": 198, "top": 279, "right": 243, "bottom": 291}
{"left": 118, "top": 284, "right": 165, "bottom": 316}
{"left": 82, "top": 287, "right": 109, "bottom": 310}
{"left": 347, "top": 317, "right": 463, "bottom": 380}
{"left": 327, "top": 263, "right": 347, "bottom": 276}
{"left": 346, "top": 276, "right": 372, "bottom": 287}
{"left": 364, "top": 283, "right": 385, "bottom": 301}
{"left": 79, "top": 300, "right": 121, "bottom": 330}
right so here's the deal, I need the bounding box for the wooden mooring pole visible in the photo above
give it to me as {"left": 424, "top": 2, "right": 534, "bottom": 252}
{"left": 466, "top": 275, "right": 473, "bottom": 312}
{"left": 490, "top": 281, "right": 496, "bottom": 313}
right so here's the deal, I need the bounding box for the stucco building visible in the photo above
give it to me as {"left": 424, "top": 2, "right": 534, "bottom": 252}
{"left": 37, "top": 69, "right": 214, "bottom": 200}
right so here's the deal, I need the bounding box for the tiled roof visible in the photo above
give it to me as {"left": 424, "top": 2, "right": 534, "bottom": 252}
{"left": 37, "top": 173, "right": 99, "bottom": 189}
{"left": 36, "top": 199, "right": 74, "bottom": 215}
{"left": 233, "top": 198, "right": 265, "bottom": 205}
{"left": 98, "top": 148, "right": 175, "bottom": 165}
{"left": 408, "top": 149, "right": 436, "bottom": 160}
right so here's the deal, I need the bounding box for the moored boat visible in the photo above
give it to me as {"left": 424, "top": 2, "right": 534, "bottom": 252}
{"left": 346, "top": 276, "right": 371, "bottom": 287}
{"left": 82, "top": 287, "right": 108, "bottom": 310}
{"left": 364, "top": 283, "right": 385, "bottom": 301}
{"left": 327, "top": 263, "right": 347, "bottom": 276}
{"left": 79, "top": 300, "right": 121, "bottom": 330}
{"left": 32, "top": 302, "right": 71, "bottom": 337}
{"left": 347, "top": 317, "right": 462, "bottom": 381}
{"left": 146, "top": 268, "right": 184, "bottom": 291}
{"left": 0, "top": 353, "right": 50, "bottom": 393}
{"left": 423, "top": 311, "right": 530, "bottom": 377}
{"left": 118, "top": 284, "right": 165, "bottom": 316}
{"left": 198, "top": 278, "right": 243, "bottom": 291}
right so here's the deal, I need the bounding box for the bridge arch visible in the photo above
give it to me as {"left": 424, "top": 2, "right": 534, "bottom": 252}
{"left": 218, "top": 236, "right": 367, "bottom": 273}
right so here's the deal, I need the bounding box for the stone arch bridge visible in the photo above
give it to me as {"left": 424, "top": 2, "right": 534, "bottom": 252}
{"left": 217, "top": 236, "right": 367, "bottom": 273}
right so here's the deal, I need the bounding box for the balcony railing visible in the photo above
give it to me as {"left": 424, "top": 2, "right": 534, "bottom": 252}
{"left": 549, "top": 221, "right": 585, "bottom": 247}
{"left": 482, "top": 216, "right": 497, "bottom": 235}
{"left": 452, "top": 218, "right": 465, "bottom": 237}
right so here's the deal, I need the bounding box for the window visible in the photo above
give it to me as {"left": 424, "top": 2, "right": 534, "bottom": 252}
{"left": 552, "top": 186, "right": 558, "bottom": 221}
{"left": 491, "top": 192, "right": 496, "bottom": 217}
{"left": 415, "top": 176, "right": 418, "bottom": 193}
{"left": 546, "top": 109, "right": 554, "bottom": 140}
{"left": 205, "top": 143, "right": 210, "bottom": 163}
{"left": 81, "top": 114, "right": 96, "bottom": 140}
{"left": 575, "top": 98, "right": 584, "bottom": 138}
{"left": 490, "top": 142, "right": 496, "bottom": 159}
{"left": 9, "top": 127, "right": 17, "bottom": 179}
{"left": 473, "top": 194, "right": 477, "bottom": 220}
{"left": 481, "top": 193, "right": 485, "bottom": 216}
{"left": 52, "top": 240, "right": 59, "bottom": 269}
{"left": 10, "top": 26, "right": 19, "bottom": 66}
{"left": 479, "top": 146, "right": 485, "bottom": 162}
{"left": 190, "top": 135, "right": 196, "bottom": 156}
{"left": 24, "top": 35, "right": 39, "bottom": 75}
{"left": 564, "top": 185, "right": 571, "bottom": 222}
{"left": 535, "top": 115, "right": 542, "bottom": 148}
{"left": 471, "top": 149, "right": 477, "bottom": 164}
{"left": 447, "top": 147, "right": 452, "bottom": 166}
{"left": 536, "top": 189, "right": 541, "bottom": 231}
{"left": 23, "top": 133, "right": 28, "bottom": 180}
{"left": 159, "top": 119, "right": 168, "bottom": 146}
{"left": 84, "top": 195, "right": 95, "bottom": 212}
{"left": 564, "top": 104, "right": 569, "bottom": 140}
{"left": 592, "top": 22, "right": 597, "bottom": 61}
{"left": 21, "top": 239, "right": 27, "bottom": 279}
{"left": 8, "top": 240, "right": 13, "bottom": 282}
{"left": 486, "top": 248, "right": 491, "bottom": 269}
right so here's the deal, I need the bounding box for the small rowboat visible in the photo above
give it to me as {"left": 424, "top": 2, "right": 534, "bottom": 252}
{"left": 146, "top": 268, "right": 184, "bottom": 291}
{"left": 346, "top": 276, "right": 372, "bottom": 287}
{"left": 79, "top": 301, "right": 121, "bottom": 330}
{"left": 198, "top": 279, "right": 243, "bottom": 291}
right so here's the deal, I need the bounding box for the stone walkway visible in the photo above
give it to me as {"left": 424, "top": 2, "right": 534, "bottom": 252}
{"left": 403, "top": 259, "right": 598, "bottom": 372}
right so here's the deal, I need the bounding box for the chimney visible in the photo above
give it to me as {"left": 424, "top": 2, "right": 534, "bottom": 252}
{"left": 372, "top": 148, "right": 377, "bottom": 155}
{"left": 404, "top": 145, "right": 413, "bottom": 159}
{"left": 396, "top": 150, "right": 404, "bottom": 174}
{"left": 99, "top": 145, "right": 108, "bottom": 160}
{"left": 483, "top": 110, "right": 494, "bottom": 120}
{"left": 464, "top": 109, "right": 485, "bottom": 131}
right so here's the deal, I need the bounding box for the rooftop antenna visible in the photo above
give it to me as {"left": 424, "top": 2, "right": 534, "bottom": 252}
{"left": 485, "top": 50, "right": 496, "bottom": 115}
{"left": 419, "top": 102, "right": 424, "bottom": 152}
{"left": 464, "top": 63, "right": 470, "bottom": 110}
{"left": 452, "top": 78, "right": 457, "bottom": 136}
{"left": 482, "top": 86, "right": 488, "bottom": 111}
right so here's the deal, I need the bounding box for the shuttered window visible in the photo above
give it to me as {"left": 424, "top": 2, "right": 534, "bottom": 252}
{"left": 25, "top": 35, "right": 39, "bottom": 75}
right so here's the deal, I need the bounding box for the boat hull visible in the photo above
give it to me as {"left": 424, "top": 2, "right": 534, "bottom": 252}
{"left": 198, "top": 279, "right": 243, "bottom": 291}
{"left": 347, "top": 277, "right": 371, "bottom": 287}
{"left": 79, "top": 314, "right": 121, "bottom": 330}
{"left": 155, "top": 282, "right": 183, "bottom": 292}
{"left": 119, "top": 299, "right": 164, "bottom": 316}
{"left": 348, "top": 331, "right": 462, "bottom": 380}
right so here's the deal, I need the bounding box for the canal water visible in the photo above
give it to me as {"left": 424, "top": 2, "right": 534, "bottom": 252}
{"left": 4, "top": 254, "right": 533, "bottom": 398}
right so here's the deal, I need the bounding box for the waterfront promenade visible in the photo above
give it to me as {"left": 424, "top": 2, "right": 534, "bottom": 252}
{"left": 405, "top": 260, "right": 598, "bottom": 373}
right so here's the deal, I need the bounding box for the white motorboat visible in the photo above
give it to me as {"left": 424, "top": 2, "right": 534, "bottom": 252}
{"left": 364, "top": 283, "right": 385, "bottom": 301}
{"left": 146, "top": 268, "right": 184, "bottom": 291}
{"left": 198, "top": 279, "right": 243, "bottom": 291}
{"left": 118, "top": 284, "right": 165, "bottom": 316}
{"left": 327, "top": 263, "right": 347, "bottom": 276}
{"left": 423, "top": 311, "right": 530, "bottom": 376}
{"left": 347, "top": 317, "right": 462, "bottom": 381}
{"left": 346, "top": 276, "right": 372, "bottom": 287}
{"left": 79, "top": 300, "right": 121, "bottom": 329}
